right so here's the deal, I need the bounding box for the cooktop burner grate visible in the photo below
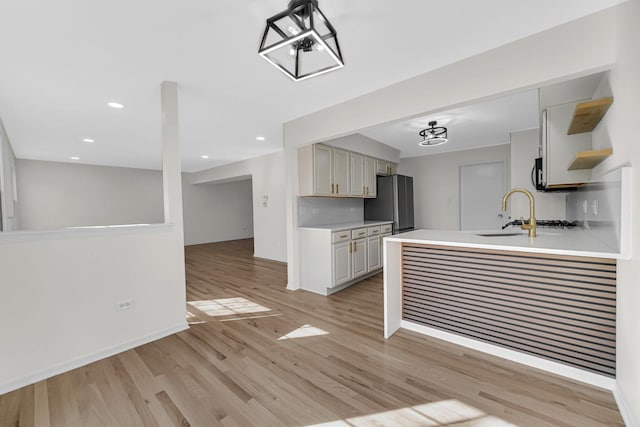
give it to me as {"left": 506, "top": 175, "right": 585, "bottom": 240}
{"left": 502, "top": 219, "right": 578, "bottom": 230}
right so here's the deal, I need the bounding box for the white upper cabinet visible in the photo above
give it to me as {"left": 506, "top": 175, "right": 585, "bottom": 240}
{"left": 350, "top": 153, "right": 365, "bottom": 197}
{"left": 333, "top": 148, "right": 350, "bottom": 196}
{"left": 298, "top": 143, "right": 393, "bottom": 197}
{"left": 375, "top": 159, "right": 398, "bottom": 176}
{"left": 364, "top": 156, "right": 377, "bottom": 198}
{"left": 313, "top": 144, "right": 333, "bottom": 195}
{"left": 299, "top": 144, "right": 332, "bottom": 196}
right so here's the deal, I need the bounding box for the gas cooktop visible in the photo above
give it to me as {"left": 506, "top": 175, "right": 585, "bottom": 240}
{"left": 502, "top": 219, "right": 578, "bottom": 230}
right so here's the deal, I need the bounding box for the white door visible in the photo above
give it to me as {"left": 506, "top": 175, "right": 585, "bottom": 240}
{"left": 313, "top": 144, "right": 333, "bottom": 196}
{"left": 350, "top": 153, "right": 364, "bottom": 197}
{"left": 352, "top": 238, "right": 368, "bottom": 278}
{"left": 364, "top": 157, "right": 377, "bottom": 198}
{"left": 332, "top": 242, "right": 351, "bottom": 287}
{"left": 333, "top": 149, "right": 350, "bottom": 196}
{"left": 459, "top": 161, "right": 507, "bottom": 230}
{"left": 367, "top": 236, "right": 381, "bottom": 272}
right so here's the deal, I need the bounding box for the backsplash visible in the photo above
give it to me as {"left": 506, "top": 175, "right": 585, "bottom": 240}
{"left": 298, "top": 197, "right": 364, "bottom": 227}
{"left": 566, "top": 166, "right": 630, "bottom": 253}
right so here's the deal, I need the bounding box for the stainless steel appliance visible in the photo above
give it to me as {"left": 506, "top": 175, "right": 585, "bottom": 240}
{"left": 364, "top": 174, "right": 414, "bottom": 234}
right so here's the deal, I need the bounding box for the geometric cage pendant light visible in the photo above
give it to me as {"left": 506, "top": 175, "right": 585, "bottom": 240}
{"left": 258, "top": 0, "right": 344, "bottom": 82}
{"left": 418, "top": 121, "right": 448, "bottom": 146}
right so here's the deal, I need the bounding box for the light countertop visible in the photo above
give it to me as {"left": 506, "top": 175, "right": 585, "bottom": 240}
{"left": 385, "top": 228, "right": 623, "bottom": 259}
{"left": 299, "top": 220, "right": 393, "bottom": 232}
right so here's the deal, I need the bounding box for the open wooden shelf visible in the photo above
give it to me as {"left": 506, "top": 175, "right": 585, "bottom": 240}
{"left": 567, "top": 97, "right": 613, "bottom": 135}
{"left": 567, "top": 148, "right": 613, "bottom": 170}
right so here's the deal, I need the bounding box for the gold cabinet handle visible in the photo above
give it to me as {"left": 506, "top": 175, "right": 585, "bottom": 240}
{"left": 354, "top": 242, "right": 357, "bottom": 252}
{"left": 349, "top": 242, "right": 352, "bottom": 253}
{"left": 336, "top": 183, "right": 339, "bottom": 194}
{"left": 331, "top": 183, "right": 334, "bottom": 194}
{"left": 366, "top": 186, "right": 369, "bottom": 196}
{"left": 340, "top": 234, "right": 348, "bottom": 238}
{"left": 363, "top": 185, "right": 365, "bottom": 195}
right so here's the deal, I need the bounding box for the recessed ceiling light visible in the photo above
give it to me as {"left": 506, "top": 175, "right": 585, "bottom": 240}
{"left": 107, "top": 102, "right": 124, "bottom": 109}
{"left": 201, "top": 155, "right": 209, "bottom": 159}
{"left": 82, "top": 138, "right": 95, "bottom": 143}
{"left": 256, "top": 136, "right": 266, "bottom": 141}
{"left": 70, "top": 156, "right": 80, "bottom": 160}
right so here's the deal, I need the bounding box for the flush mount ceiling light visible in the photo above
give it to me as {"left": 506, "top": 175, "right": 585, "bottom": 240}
{"left": 107, "top": 102, "right": 124, "bottom": 109}
{"left": 82, "top": 138, "right": 95, "bottom": 143}
{"left": 419, "top": 121, "right": 448, "bottom": 146}
{"left": 256, "top": 136, "right": 266, "bottom": 141}
{"left": 258, "top": 0, "right": 344, "bottom": 82}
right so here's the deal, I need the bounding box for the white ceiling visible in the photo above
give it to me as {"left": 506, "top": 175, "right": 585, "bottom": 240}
{"left": 0, "top": 0, "right": 619, "bottom": 172}
{"left": 361, "top": 89, "right": 540, "bottom": 158}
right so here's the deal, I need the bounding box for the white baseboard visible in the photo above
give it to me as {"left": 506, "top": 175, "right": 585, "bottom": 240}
{"left": 614, "top": 382, "right": 638, "bottom": 427}
{"left": 400, "top": 320, "right": 616, "bottom": 391}
{"left": 0, "top": 321, "right": 189, "bottom": 396}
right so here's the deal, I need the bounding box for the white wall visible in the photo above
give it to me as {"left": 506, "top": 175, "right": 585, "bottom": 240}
{"left": 16, "top": 159, "right": 164, "bottom": 230}
{"left": 510, "top": 129, "right": 567, "bottom": 219}
{"left": 591, "top": 1, "right": 640, "bottom": 424}
{"left": 15, "top": 159, "right": 255, "bottom": 246}
{"left": 0, "top": 225, "right": 187, "bottom": 394}
{"left": 398, "top": 145, "right": 510, "bottom": 230}
{"left": 182, "top": 178, "right": 254, "bottom": 246}
{"left": 0, "top": 118, "right": 19, "bottom": 231}
{"left": 298, "top": 197, "right": 363, "bottom": 227}
{"left": 191, "top": 151, "right": 287, "bottom": 262}
{"left": 0, "top": 81, "right": 187, "bottom": 395}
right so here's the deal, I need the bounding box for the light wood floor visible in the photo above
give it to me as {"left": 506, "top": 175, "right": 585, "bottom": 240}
{"left": 0, "top": 239, "right": 624, "bottom": 426}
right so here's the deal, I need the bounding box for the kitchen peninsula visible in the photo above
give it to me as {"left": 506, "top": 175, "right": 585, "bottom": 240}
{"left": 383, "top": 225, "right": 628, "bottom": 389}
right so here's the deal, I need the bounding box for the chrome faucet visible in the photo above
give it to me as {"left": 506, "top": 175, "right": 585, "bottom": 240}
{"left": 502, "top": 188, "right": 537, "bottom": 237}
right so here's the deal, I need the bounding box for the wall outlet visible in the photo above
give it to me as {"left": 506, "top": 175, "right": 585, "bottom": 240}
{"left": 115, "top": 299, "right": 134, "bottom": 312}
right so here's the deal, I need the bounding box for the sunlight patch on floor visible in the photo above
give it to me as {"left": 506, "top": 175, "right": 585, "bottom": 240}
{"left": 278, "top": 324, "right": 329, "bottom": 340}
{"left": 188, "top": 297, "right": 271, "bottom": 317}
{"left": 186, "top": 310, "right": 206, "bottom": 325}
{"left": 304, "top": 400, "right": 519, "bottom": 426}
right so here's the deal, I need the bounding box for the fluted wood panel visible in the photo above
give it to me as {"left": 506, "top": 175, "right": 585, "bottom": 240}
{"left": 402, "top": 244, "right": 616, "bottom": 377}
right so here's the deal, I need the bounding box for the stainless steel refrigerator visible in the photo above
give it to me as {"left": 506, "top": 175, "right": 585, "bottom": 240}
{"left": 364, "top": 174, "right": 415, "bottom": 234}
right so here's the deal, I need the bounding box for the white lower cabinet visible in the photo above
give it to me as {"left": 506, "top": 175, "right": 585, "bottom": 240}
{"left": 299, "top": 222, "right": 393, "bottom": 295}
{"left": 352, "top": 238, "right": 368, "bottom": 278}
{"left": 367, "top": 236, "right": 382, "bottom": 272}
{"left": 332, "top": 241, "right": 351, "bottom": 287}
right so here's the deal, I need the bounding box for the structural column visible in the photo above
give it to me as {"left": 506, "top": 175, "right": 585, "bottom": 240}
{"left": 161, "top": 81, "right": 184, "bottom": 245}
